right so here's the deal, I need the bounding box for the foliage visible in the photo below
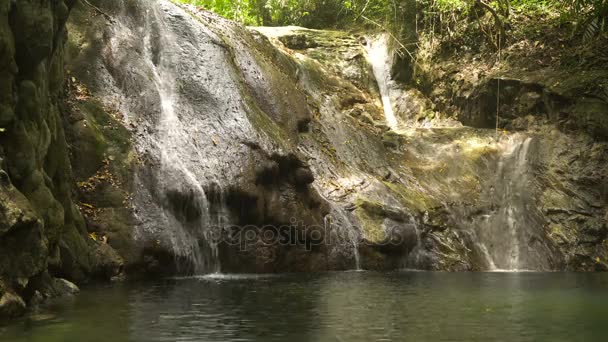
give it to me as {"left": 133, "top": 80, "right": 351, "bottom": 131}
{"left": 176, "top": 0, "right": 259, "bottom": 25}
{"left": 175, "top": 0, "right": 607, "bottom": 44}
{"left": 413, "top": 0, "right": 607, "bottom": 49}
{"left": 559, "top": 0, "right": 608, "bottom": 41}
{"left": 175, "top": 0, "right": 407, "bottom": 28}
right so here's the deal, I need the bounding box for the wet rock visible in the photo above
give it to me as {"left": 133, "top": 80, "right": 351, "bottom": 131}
{"left": 570, "top": 98, "right": 608, "bottom": 140}
{"left": 378, "top": 219, "right": 418, "bottom": 253}
{"left": 382, "top": 131, "right": 401, "bottom": 148}
{"left": 374, "top": 122, "right": 390, "bottom": 132}
{"left": 278, "top": 34, "right": 320, "bottom": 50}
{"left": 91, "top": 243, "right": 124, "bottom": 280}
{"left": 62, "top": 0, "right": 607, "bottom": 274}
{"left": 0, "top": 167, "right": 48, "bottom": 282}
{"left": 294, "top": 167, "right": 314, "bottom": 185}
{"left": 0, "top": 292, "right": 26, "bottom": 319}
{"left": 51, "top": 278, "right": 80, "bottom": 297}
{"left": 297, "top": 118, "right": 311, "bottom": 132}
{"left": 12, "top": 0, "right": 54, "bottom": 70}
{"left": 166, "top": 189, "right": 203, "bottom": 223}
{"left": 255, "top": 161, "right": 280, "bottom": 185}
{"left": 29, "top": 290, "right": 44, "bottom": 309}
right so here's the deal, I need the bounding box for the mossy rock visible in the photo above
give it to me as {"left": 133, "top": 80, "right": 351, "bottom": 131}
{"left": 383, "top": 181, "right": 440, "bottom": 213}
{"left": 570, "top": 98, "right": 608, "bottom": 140}
{"left": 58, "top": 225, "right": 93, "bottom": 283}
{"left": 354, "top": 205, "right": 386, "bottom": 244}
{"left": 382, "top": 131, "right": 402, "bottom": 148}
{"left": 354, "top": 197, "right": 411, "bottom": 244}
{"left": 11, "top": 0, "right": 54, "bottom": 70}
{"left": 0, "top": 292, "right": 26, "bottom": 319}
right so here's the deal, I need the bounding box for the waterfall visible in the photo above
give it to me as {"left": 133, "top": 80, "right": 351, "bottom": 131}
{"left": 365, "top": 34, "right": 398, "bottom": 130}
{"left": 325, "top": 208, "right": 362, "bottom": 271}
{"left": 475, "top": 134, "right": 541, "bottom": 271}
{"left": 141, "top": 3, "right": 215, "bottom": 273}
{"left": 352, "top": 238, "right": 362, "bottom": 271}
{"left": 104, "top": 0, "right": 268, "bottom": 274}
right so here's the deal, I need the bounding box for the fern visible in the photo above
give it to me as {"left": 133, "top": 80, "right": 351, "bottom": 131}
{"left": 583, "top": 16, "right": 601, "bottom": 42}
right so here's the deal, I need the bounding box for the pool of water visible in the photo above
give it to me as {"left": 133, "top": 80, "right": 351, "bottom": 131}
{"left": 2, "top": 271, "right": 608, "bottom": 341}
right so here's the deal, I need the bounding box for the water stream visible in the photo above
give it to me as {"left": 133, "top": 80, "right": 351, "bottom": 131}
{"left": 474, "top": 134, "right": 548, "bottom": 271}
{"left": 107, "top": 0, "right": 259, "bottom": 273}
{"left": 365, "top": 34, "right": 399, "bottom": 129}
{"left": 143, "top": 4, "right": 210, "bottom": 273}
{"left": 325, "top": 208, "right": 362, "bottom": 271}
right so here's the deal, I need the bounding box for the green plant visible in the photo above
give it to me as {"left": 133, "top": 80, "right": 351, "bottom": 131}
{"left": 567, "top": 0, "right": 608, "bottom": 42}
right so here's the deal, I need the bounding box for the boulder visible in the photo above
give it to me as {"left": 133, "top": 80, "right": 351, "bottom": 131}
{"left": 51, "top": 278, "right": 80, "bottom": 297}
{"left": 0, "top": 292, "right": 26, "bottom": 319}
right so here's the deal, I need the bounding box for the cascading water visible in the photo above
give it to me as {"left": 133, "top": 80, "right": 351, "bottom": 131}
{"left": 139, "top": 3, "right": 213, "bottom": 273}
{"left": 473, "top": 134, "right": 548, "bottom": 271}
{"left": 102, "top": 0, "right": 270, "bottom": 274}
{"left": 365, "top": 34, "right": 398, "bottom": 130}
{"left": 325, "top": 208, "right": 362, "bottom": 271}
{"left": 352, "top": 237, "right": 362, "bottom": 271}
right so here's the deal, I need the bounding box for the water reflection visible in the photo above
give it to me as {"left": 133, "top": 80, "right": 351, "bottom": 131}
{"left": 2, "top": 272, "right": 608, "bottom": 342}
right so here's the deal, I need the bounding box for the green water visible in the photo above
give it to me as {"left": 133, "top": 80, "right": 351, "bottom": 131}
{"left": 1, "top": 272, "right": 608, "bottom": 341}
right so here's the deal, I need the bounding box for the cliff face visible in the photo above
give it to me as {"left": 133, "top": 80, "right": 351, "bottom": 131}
{"left": 1, "top": 0, "right": 606, "bottom": 320}
{"left": 64, "top": 0, "right": 606, "bottom": 276}
{"left": 408, "top": 25, "right": 608, "bottom": 271}
{"left": 0, "top": 0, "right": 123, "bottom": 318}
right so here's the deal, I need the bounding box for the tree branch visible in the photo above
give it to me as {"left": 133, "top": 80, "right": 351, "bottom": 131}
{"left": 354, "top": 0, "right": 372, "bottom": 21}
{"left": 81, "top": 0, "right": 115, "bottom": 23}
{"left": 475, "top": 0, "right": 506, "bottom": 49}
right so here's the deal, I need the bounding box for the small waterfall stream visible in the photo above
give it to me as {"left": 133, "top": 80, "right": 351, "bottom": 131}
{"left": 475, "top": 135, "right": 540, "bottom": 271}
{"left": 143, "top": 4, "right": 214, "bottom": 273}
{"left": 325, "top": 208, "right": 362, "bottom": 271}
{"left": 365, "top": 34, "right": 398, "bottom": 130}
{"left": 110, "top": 0, "right": 265, "bottom": 274}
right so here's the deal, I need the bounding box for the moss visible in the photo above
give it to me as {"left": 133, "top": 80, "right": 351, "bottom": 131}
{"left": 353, "top": 197, "right": 406, "bottom": 244}
{"left": 243, "top": 96, "right": 293, "bottom": 148}
{"left": 549, "top": 224, "right": 574, "bottom": 245}
{"left": 353, "top": 204, "right": 386, "bottom": 244}
{"left": 541, "top": 188, "right": 570, "bottom": 210}
{"left": 69, "top": 99, "right": 134, "bottom": 183}
{"left": 383, "top": 181, "right": 440, "bottom": 213}
{"left": 59, "top": 224, "right": 93, "bottom": 282}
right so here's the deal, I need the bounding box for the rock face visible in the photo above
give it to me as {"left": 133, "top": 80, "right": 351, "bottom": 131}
{"left": 1, "top": 0, "right": 604, "bottom": 307}
{"left": 0, "top": 0, "right": 124, "bottom": 316}
{"left": 412, "top": 33, "right": 608, "bottom": 271}
{"left": 64, "top": 0, "right": 607, "bottom": 275}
